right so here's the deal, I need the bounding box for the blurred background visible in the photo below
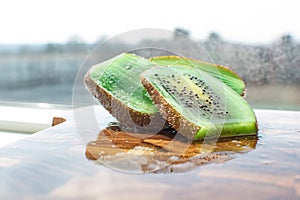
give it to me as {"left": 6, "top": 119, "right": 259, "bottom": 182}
{"left": 0, "top": 0, "right": 299, "bottom": 110}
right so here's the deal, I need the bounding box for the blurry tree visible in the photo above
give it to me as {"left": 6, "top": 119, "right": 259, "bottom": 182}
{"left": 45, "top": 43, "right": 62, "bottom": 53}
{"left": 175, "top": 28, "right": 190, "bottom": 36}
{"left": 208, "top": 32, "right": 221, "bottom": 41}
{"left": 174, "top": 27, "right": 190, "bottom": 40}
{"left": 281, "top": 34, "right": 293, "bottom": 45}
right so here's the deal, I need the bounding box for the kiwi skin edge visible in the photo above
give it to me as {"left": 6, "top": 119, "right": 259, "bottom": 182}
{"left": 84, "top": 70, "right": 166, "bottom": 131}
{"left": 140, "top": 75, "right": 200, "bottom": 139}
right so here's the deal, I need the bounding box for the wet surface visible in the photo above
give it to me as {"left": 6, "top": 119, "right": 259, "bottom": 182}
{"left": 86, "top": 125, "right": 258, "bottom": 173}
{"left": 0, "top": 107, "right": 299, "bottom": 199}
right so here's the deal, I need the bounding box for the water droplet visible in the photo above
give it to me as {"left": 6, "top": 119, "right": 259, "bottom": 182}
{"left": 125, "top": 65, "right": 132, "bottom": 70}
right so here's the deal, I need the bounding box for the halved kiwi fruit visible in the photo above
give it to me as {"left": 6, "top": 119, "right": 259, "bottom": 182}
{"left": 150, "top": 56, "right": 246, "bottom": 96}
{"left": 141, "top": 65, "right": 257, "bottom": 139}
{"left": 85, "top": 53, "right": 254, "bottom": 136}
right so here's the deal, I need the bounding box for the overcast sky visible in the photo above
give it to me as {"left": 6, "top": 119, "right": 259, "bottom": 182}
{"left": 0, "top": 0, "right": 299, "bottom": 44}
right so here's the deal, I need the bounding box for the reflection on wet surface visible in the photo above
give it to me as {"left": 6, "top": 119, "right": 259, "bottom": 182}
{"left": 86, "top": 124, "right": 258, "bottom": 173}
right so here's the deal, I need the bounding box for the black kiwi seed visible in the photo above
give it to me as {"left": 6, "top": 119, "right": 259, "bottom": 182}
{"left": 157, "top": 72, "right": 228, "bottom": 119}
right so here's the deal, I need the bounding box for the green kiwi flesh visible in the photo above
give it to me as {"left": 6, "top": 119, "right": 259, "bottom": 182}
{"left": 150, "top": 56, "right": 246, "bottom": 96}
{"left": 88, "top": 53, "right": 157, "bottom": 114}
{"left": 141, "top": 65, "right": 257, "bottom": 139}
{"left": 84, "top": 53, "right": 167, "bottom": 130}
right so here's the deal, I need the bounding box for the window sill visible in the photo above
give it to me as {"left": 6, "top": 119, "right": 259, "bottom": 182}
{"left": 0, "top": 102, "right": 70, "bottom": 147}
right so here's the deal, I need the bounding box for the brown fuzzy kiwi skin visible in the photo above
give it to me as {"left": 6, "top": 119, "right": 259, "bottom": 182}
{"left": 84, "top": 70, "right": 166, "bottom": 131}
{"left": 140, "top": 76, "right": 200, "bottom": 140}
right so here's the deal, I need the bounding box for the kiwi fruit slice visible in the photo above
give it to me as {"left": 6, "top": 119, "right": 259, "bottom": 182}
{"left": 150, "top": 56, "right": 246, "bottom": 96}
{"left": 85, "top": 53, "right": 253, "bottom": 135}
{"left": 84, "top": 53, "right": 165, "bottom": 131}
{"left": 140, "top": 65, "right": 257, "bottom": 139}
